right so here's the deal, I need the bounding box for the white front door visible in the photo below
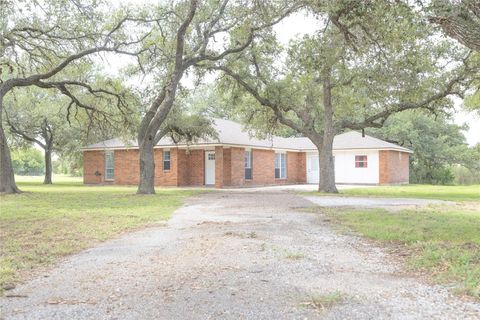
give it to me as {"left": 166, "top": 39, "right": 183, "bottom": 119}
{"left": 307, "top": 153, "right": 319, "bottom": 184}
{"left": 205, "top": 151, "right": 216, "bottom": 185}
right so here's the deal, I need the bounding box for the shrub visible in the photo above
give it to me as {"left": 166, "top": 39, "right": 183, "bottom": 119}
{"left": 453, "top": 165, "right": 480, "bottom": 185}
{"left": 11, "top": 147, "right": 44, "bottom": 176}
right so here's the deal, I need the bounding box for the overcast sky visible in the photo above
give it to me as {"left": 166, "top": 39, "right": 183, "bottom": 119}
{"left": 109, "top": 0, "right": 479, "bottom": 146}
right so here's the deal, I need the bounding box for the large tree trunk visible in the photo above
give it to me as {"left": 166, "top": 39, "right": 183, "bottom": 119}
{"left": 318, "top": 68, "right": 338, "bottom": 193}
{"left": 318, "top": 134, "right": 337, "bottom": 193}
{"left": 43, "top": 147, "right": 53, "bottom": 184}
{"left": 0, "top": 91, "right": 21, "bottom": 194}
{"left": 137, "top": 140, "right": 156, "bottom": 194}
{"left": 0, "top": 124, "right": 20, "bottom": 193}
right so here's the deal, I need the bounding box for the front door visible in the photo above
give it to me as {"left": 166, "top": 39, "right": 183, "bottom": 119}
{"left": 205, "top": 151, "right": 216, "bottom": 185}
{"left": 307, "top": 153, "right": 319, "bottom": 184}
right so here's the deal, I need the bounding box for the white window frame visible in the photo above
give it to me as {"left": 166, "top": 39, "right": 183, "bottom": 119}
{"left": 275, "top": 152, "right": 287, "bottom": 179}
{"left": 105, "top": 150, "right": 114, "bottom": 180}
{"left": 355, "top": 155, "right": 368, "bottom": 168}
{"left": 245, "top": 150, "right": 252, "bottom": 180}
{"left": 163, "top": 150, "right": 171, "bottom": 171}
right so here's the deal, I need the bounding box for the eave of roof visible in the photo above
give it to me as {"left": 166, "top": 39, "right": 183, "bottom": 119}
{"left": 82, "top": 118, "right": 413, "bottom": 153}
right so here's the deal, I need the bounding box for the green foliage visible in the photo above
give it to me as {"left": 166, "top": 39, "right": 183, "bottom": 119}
{"left": 54, "top": 158, "right": 83, "bottom": 177}
{"left": 2, "top": 0, "right": 130, "bottom": 81}
{"left": 337, "top": 184, "right": 480, "bottom": 202}
{"left": 161, "top": 112, "right": 218, "bottom": 145}
{"left": 216, "top": 0, "right": 475, "bottom": 144}
{"left": 11, "top": 147, "right": 44, "bottom": 176}
{"left": 462, "top": 53, "right": 480, "bottom": 114}
{"left": 453, "top": 165, "right": 480, "bottom": 185}
{"left": 370, "top": 110, "right": 480, "bottom": 185}
{"left": 417, "top": 166, "right": 455, "bottom": 185}
{"left": 4, "top": 81, "right": 138, "bottom": 177}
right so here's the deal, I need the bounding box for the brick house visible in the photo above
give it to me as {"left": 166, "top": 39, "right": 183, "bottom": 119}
{"left": 82, "top": 119, "right": 412, "bottom": 187}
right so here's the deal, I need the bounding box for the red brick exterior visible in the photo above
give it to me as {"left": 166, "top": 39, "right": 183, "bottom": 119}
{"left": 83, "top": 150, "right": 107, "bottom": 184}
{"left": 229, "top": 147, "right": 245, "bottom": 186}
{"left": 176, "top": 149, "right": 205, "bottom": 186}
{"left": 114, "top": 149, "right": 140, "bottom": 185}
{"left": 287, "top": 151, "right": 306, "bottom": 184}
{"left": 84, "top": 147, "right": 409, "bottom": 187}
{"left": 83, "top": 146, "right": 308, "bottom": 187}
{"left": 379, "top": 150, "right": 410, "bottom": 184}
{"left": 214, "top": 146, "right": 224, "bottom": 188}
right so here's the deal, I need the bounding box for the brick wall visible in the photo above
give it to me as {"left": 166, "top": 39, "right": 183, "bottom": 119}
{"left": 379, "top": 150, "right": 410, "bottom": 184}
{"left": 222, "top": 148, "right": 232, "bottom": 186}
{"left": 287, "top": 151, "right": 306, "bottom": 184}
{"left": 114, "top": 149, "right": 139, "bottom": 185}
{"left": 83, "top": 150, "right": 105, "bottom": 184}
{"left": 177, "top": 149, "right": 188, "bottom": 186}
{"left": 84, "top": 148, "right": 178, "bottom": 186}
{"left": 185, "top": 149, "right": 205, "bottom": 186}
{"left": 154, "top": 148, "right": 177, "bottom": 186}
{"left": 243, "top": 149, "right": 275, "bottom": 186}
{"left": 84, "top": 146, "right": 307, "bottom": 187}
{"left": 214, "top": 146, "right": 224, "bottom": 188}
{"left": 230, "top": 147, "right": 245, "bottom": 186}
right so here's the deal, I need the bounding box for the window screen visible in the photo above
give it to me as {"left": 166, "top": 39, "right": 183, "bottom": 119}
{"left": 275, "top": 153, "right": 287, "bottom": 179}
{"left": 163, "top": 150, "right": 171, "bottom": 171}
{"left": 245, "top": 150, "right": 252, "bottom": 180}
{"left": 105, "top": 150, "right": 114, "bottom": 180}
{"left": 355, "top": 155, "right": 368, "bottom": 168}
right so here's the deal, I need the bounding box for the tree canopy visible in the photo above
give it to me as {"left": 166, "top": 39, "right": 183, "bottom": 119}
{"left": 1, "top": 0, "right": 479, "bottom": 194}
{"left": 370, "top": 110, "right": 480, "bottom": 184}
{"left": 211, "top": 0, "right": 478, "bottom": 192}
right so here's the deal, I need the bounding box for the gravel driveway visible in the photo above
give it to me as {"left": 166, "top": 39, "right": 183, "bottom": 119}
{"left": 1, "top": 190, "right": 479, "bottom": 319}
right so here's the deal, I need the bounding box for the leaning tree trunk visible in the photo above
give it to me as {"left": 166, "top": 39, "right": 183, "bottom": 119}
{"left": 0, "top": 91, "right": 21, "bottom": 194}
{"left": 43, "top": 147, "right": 53, "bottom": 184}
{"left": 137, "top": 139, "right": 156, "bottom": 194}
{"left": 318, "top": 67, "right": 338, "bottom": 193}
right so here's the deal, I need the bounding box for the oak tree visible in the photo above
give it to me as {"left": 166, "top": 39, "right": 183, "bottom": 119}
{"left": 1, "top": 0, "right": 143, "bottom": 193}
{"left": 213, "top": 0, "right": 477, "bottom": 192}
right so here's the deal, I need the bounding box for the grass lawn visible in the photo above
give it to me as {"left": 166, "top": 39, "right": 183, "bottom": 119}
{"left": 340, "top": 184, "right": 480, "bottom": 202}
{"left": 0, "top": 175, "right": 202, "bottom": 293}
{"left": 321, "top": 203, "right": 480, "bottom": 299}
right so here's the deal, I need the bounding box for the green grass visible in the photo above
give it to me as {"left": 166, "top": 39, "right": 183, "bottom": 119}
{"left": 301, "top": 291, "right": 345, "bottom": 311}
{"left": 284, "top": 251, "right": 305, "bottom": 260}
{"left": 0, "top": 175, "right": 202, "bottom": 293}
{"left": 322, "top": 203, "right": 480, "bottom": 299}
{"left": 342, "top": 185, "right": 480, "bottom": 202}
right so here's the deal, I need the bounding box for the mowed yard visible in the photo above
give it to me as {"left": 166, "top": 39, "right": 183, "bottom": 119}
{"left": 307, "top": 184, "right": 480, "bottom": 299}
{"left": 0, "top": 176, "right": 202, "bottom": 294}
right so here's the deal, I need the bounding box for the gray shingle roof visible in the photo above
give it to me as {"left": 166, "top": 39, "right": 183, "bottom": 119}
{"left": 83, "top": 118, "right": 412, "bottom": 153}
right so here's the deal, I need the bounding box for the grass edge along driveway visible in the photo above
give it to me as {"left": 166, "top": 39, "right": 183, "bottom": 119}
{"left": 305, "top": 184, "right": 480, "bottom": 300}
{"left": 302, "top": 184, "right": 480, "bottom": 202}
{"left": 0, "top": 176, "right": 202, "bottom": 294}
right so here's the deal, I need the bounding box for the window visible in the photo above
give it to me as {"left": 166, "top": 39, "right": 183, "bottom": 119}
{"left": 105, "top": 150, "right": 114, "bottom": 180}
{"left": 245, "top": 150, "right": 252, "bottom": 180}
{"left": 208, "top": 153, "right": 215, "bottom": 160}
{"left": 355, "top": 155, "right": 368, "bottom": 168}
{"left": 275, "top": 153, "right": 287, "bottom": 179}
{"left": 163, "top": 150, "right": 171, "bottom": 171}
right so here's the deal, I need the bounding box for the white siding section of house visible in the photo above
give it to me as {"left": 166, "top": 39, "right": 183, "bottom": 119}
{"left": 333, "top": 150, "right": 379, "bottom": 184}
